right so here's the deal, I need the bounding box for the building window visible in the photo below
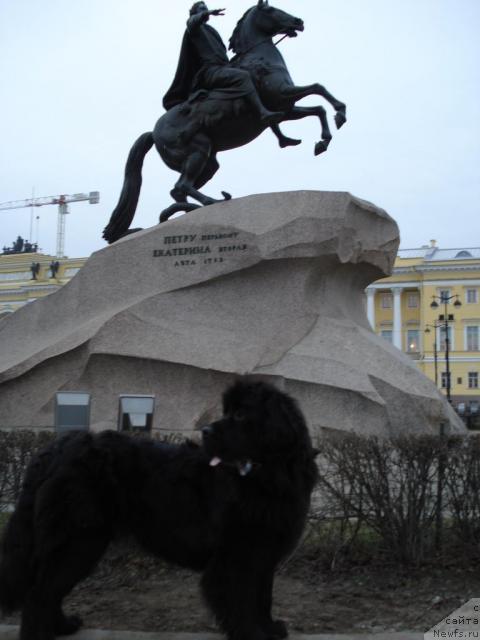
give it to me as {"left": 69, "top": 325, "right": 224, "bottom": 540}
{"left": 118, "top": 395, "right": 155, "bottom": 432}
{"left": 55, "top": 392, "right": 90, "bottom": 434}
{"left": 407, "top": 293, "right": 419, "bottom": 308}
{"left": 381, "top": 293, "right": 392, "bottom": 309}
{"left": 468, "top": 372, "right": 479, "bottom": 389}
{"left": 380, "top": 330, "right": 393, "bottom": 343}
{"left": 457, "top": 402, "right": 466, "bottom": 415}
{"left": 466, "top": 289, "right": 478, "bottom": 304}
{"left": 439, "top": 289, "right": 451, "bottom": 302}
{"left": 407, "top": 329, "right": 420, "bottom": 352}
{"left": 466, "top": 326, "right": 479, "bottom": 351}
{"left": 441, "top": 372, "right": 450, "bottom": 389}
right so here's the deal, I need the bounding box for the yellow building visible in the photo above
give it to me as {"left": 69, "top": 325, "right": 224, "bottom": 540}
{"left": 0, "top": 249, "right": 87, "bottom": 318}
{"left": 367, "top": 241, "right": 480, "bottom": 421}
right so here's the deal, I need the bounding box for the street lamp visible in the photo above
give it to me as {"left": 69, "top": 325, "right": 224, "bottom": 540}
{"left": 424, "top": 322, "right": 441, "bottom": 387}
{"left": 430, "top": 293, "right": 462, "bottom": 403}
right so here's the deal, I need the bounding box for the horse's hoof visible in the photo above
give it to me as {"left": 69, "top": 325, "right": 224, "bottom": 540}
{"left": 159, "top": 202, "right": 200, "bottom": 223}
{"left": 203, "top": 193, "right": 231, "bottom": 206}
{"left": 335, "top": 110, "right": 347, "bottom": 129}
{"left": 279, "top": 137, "right": 302, "bottom": 148}
{"left": 314, "top": 140, "right": 330, "bottom": 155}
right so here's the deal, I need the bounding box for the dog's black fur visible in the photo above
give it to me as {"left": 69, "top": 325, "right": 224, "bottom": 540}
{"left": 0, "top": 378, "right": 318, "bottom": 640}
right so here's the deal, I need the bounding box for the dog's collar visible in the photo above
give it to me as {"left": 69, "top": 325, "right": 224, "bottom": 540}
{"left": 236, "top": 460, "right": 256, "bottom": 476}
{"left": 209, "top": 457, "right": 261, "bottom": 476}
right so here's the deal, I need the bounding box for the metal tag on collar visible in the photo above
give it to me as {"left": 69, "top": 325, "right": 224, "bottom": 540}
{"left": 238, "top": 460, "right": 253, "bottom": 476}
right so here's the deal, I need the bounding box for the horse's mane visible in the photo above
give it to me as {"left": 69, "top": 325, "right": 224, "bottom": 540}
{"left": 228, "top": 7, "right": 255, "bottom": 53}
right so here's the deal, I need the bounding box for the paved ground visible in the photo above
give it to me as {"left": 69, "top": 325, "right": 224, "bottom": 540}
{"left": 0, "top": 627, "right": 423, "bottom": 640}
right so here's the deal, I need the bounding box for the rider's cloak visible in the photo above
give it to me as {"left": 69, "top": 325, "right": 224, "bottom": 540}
{"left": 163, "top": 23, "right": 227, "bottom": 111}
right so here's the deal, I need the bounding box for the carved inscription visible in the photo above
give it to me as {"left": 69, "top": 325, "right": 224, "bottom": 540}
{"left": 153, "top": 232, "right": 248, "bottom": 267}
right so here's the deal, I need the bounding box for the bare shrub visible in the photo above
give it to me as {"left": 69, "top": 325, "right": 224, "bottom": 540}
{"left": 444, "top": 435, "right": 480, "bottom": 550}
{"left": 0, "top": 430, "right": 54, "bottom": 509}
{"left": 316, "top": 433, "right": 444, "bottom": 566}
{"left": 3, "top": 428, "right": 480, "bottom": 569}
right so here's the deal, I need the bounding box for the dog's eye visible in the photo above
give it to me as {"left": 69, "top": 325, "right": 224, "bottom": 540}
{"left": 233, "top": 410, "right": 246, "bottom": 422}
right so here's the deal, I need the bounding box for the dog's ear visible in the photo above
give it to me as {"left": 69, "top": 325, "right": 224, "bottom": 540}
{"left": 263, "top": 392, "right": 306, "bottom": 451}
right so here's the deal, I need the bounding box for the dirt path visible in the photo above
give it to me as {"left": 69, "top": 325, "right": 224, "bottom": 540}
{"left": 1, "top": 542, "right": 477, "bottom": 634}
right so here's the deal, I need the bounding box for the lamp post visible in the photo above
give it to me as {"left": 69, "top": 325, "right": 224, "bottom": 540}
{"left": 424, "top": 322, "right": 441, "bottom": 387}
{"left": 430, "top": 293, "right": 462, "bottom": 403}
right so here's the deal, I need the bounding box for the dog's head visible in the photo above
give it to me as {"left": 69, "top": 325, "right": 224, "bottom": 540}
{"left": 202, "top": 378, "right": 314, "bottom": 474}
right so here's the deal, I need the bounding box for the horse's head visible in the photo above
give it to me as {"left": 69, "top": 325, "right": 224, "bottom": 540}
{"left": 254, "top": 0, "right": 304, "bottom": 38}
{"left": 229, "top": 1, "right": 304, "bottom": 54}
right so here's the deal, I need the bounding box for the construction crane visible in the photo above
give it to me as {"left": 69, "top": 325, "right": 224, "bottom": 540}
{"left": 0, "top": 191, "right": 100, "bottom": 258}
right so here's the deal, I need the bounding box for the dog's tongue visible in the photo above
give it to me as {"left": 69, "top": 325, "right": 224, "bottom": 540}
{"left": 209, "top": 457, "right": 222, "bottom": 467}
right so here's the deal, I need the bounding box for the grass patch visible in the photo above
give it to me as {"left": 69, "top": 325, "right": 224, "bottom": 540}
{"left": 0, "top": 511, "right": 10, "bottom": 535}
{"left": 286, "top": 518, "right": 384, "bottom": 574}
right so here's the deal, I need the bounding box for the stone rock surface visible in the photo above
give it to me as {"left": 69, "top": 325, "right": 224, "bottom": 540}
{"left": 0, "top": 191, "right": 465, "bottom": 435}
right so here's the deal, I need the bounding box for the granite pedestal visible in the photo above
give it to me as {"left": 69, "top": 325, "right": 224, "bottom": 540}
{"left": 0, "top": 191, "right": 464, "bottom": 435}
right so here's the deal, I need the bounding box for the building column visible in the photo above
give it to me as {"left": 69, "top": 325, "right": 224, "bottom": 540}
{"left": 392, "top": 287, "right": 403, "bottom": 350}
{"left": 366, "top": 288, "right": 376, "bottom": 329}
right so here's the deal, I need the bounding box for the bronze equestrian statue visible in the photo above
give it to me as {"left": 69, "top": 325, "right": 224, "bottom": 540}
{"left": 103, "top": 1, "right": 346, "bottom": 244}
{"left": 164, "top": 3, "right": 284, "bottom": 129}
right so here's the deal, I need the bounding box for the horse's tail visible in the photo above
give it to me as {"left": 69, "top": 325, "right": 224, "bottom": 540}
{"left": 103, "top": 131, "right": 154, "bottom": 244}
{"left": 0, "top": 481, "right": 37, "bottom": 612}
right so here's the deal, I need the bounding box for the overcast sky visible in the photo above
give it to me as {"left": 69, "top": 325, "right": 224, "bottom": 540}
{"left": 1, "top": 0, "right": 479, "bottom": 258}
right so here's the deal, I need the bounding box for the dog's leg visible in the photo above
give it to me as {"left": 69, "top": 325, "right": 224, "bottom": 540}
{"left": 53, "top": 531, "right": 110, "bottom": 635}
{"left": 20, "top": 589, "right": 83, "bottom": 640}
{"left": 257, "top": 568, "right": 288, "bottom": 639}
{"left": 202, "top": 554, "right": 271, "bottom": 640}
{"left": 20, "top": 586, "right": 54, "bottom": 640}
{"left": 20, "top": 530, "right": 110, "bottom": 639}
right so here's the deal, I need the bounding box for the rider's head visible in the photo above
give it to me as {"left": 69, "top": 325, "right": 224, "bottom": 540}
{"left": 190, "top": 1, "right": 208, "bottom": 15}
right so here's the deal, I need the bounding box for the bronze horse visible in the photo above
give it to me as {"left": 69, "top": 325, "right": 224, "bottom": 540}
{"left": 103, "top": 1, "right": 346, "bottom": 243}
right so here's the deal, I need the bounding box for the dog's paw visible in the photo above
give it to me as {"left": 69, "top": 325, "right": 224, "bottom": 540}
{"left": 55, "top": 614, "right": 83, "bottom": 635}
{"left": 265, "top": 619, "right": 288, "bottom": 639}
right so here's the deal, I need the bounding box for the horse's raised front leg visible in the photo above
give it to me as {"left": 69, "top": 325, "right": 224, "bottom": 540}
{"left": 281, "top": 84, "right": 347, "bottom": 129}
{"left": 282, "top": 106, "right": 333, "bottom": 156}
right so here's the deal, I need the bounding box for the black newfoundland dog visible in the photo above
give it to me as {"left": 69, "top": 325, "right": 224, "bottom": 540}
{"left": 0, "top": 378, "right": 318, "bottom": 640}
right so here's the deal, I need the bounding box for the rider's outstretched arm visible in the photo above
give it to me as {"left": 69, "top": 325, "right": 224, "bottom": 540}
{"left": 187, "top": 11, "right": 209, "bottom": 32}
{"left": 187, "top": 8, "right": 225, "bottom": 32}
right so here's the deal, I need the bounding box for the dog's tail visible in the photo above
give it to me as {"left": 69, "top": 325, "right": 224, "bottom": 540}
{"left": 0, "top": 488, "right": 36, "bottom": 612}
{"left": 0, "top": 440, "right": 54, "bottom": 613}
